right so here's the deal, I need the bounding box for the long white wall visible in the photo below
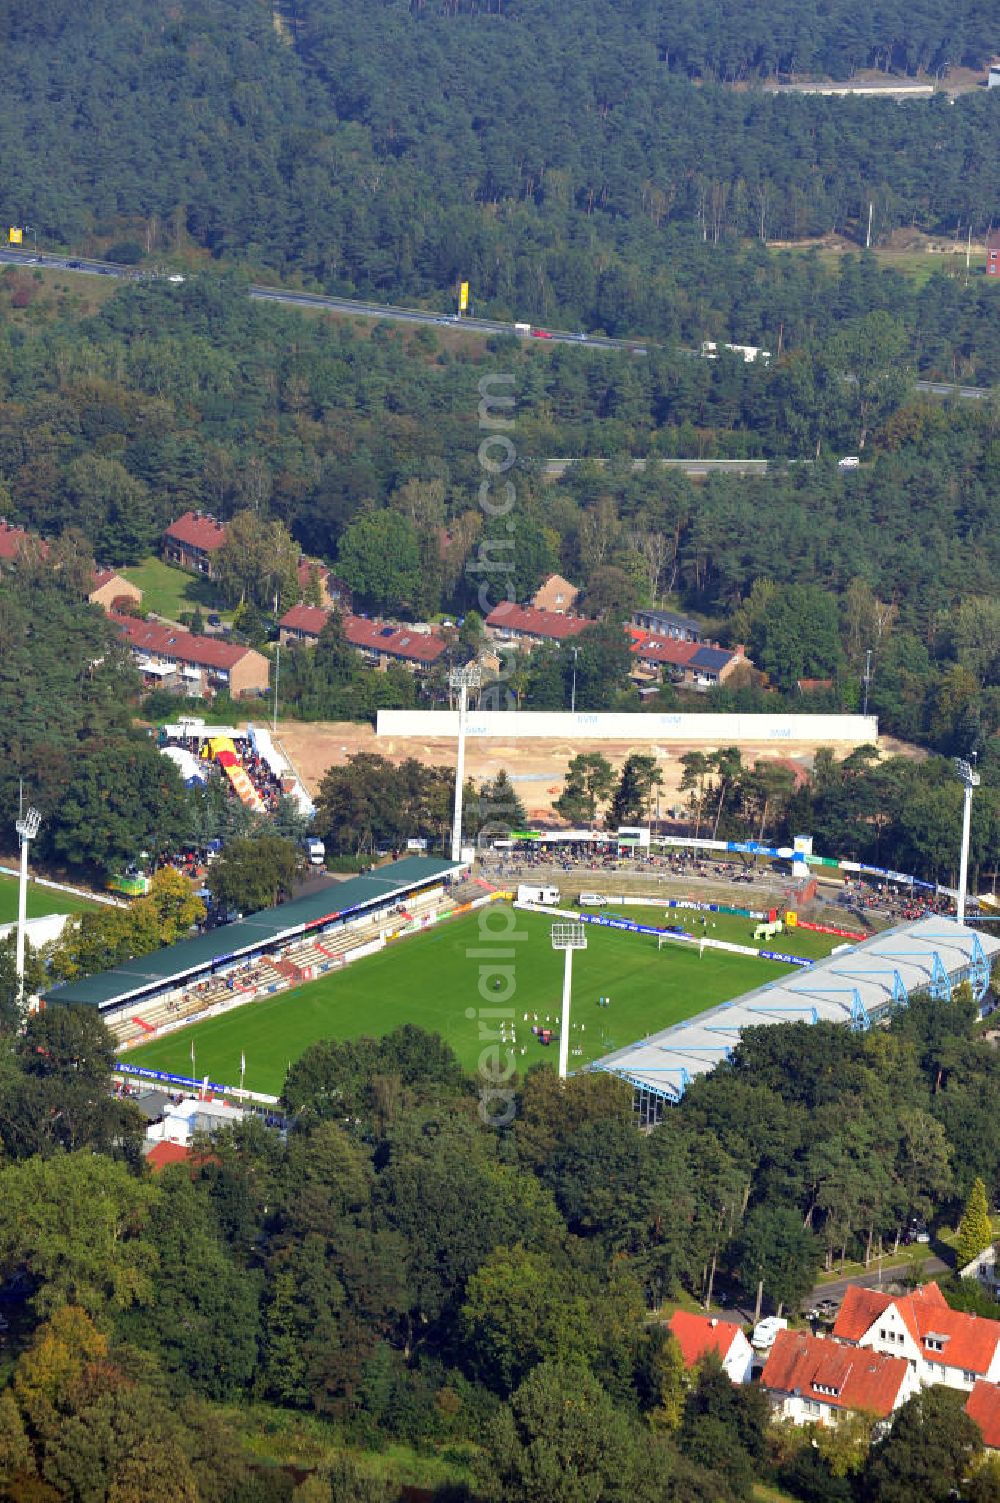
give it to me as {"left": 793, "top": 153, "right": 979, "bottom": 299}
{"left": 376, "top": 710, "right": 878, "bottom": 743}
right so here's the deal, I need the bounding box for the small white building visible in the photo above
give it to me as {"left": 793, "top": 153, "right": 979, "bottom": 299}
{"left": 832, "top": 1281, "right": 1000, "bottom": 1392}
{"left": 668, "top": 1310, "right": 754, "bottom": 1384}
{"left": 988, "top": 64, "right": 1000, "bottom": 89}
{"left": 145, "top": 1095, "right": 247, "bottom": 1147}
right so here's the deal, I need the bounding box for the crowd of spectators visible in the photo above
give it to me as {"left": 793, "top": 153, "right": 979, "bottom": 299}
{"left": 838, "top": 877, "right": 955, "bottom": 923}
{"left": 161, "top": 732, "right": 287, "bottom": 814}
{"left": 479, "top": 845, "right": 777, "bottom": 888}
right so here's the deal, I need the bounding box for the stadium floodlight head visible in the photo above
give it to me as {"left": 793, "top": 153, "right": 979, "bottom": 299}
{"left": 14, "top": 806, "right": 41, "bottom": 1008}
{"left": 15, "top": 807, "right": 41, "bottom": 843}
{"left": 552, "top": 922, "right": 587, "bottom": 1079}
{"left": 551, "top": 922, "right": 587, "bottom": 951}
{"left": 954, "top": 758, "right": 981, "bottom": 790}
{"left": 449, "top": 664, "right": 482, "bottom": 864}
{"left": 954, "top": 758, "right": 979, "bottom": 926}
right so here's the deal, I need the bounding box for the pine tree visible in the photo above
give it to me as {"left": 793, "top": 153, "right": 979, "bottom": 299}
{"left": 956, "top": 1177, "right": 994, "bottom": 1269}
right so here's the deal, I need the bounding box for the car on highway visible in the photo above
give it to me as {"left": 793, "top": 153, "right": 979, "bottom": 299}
{"left": 531, "top": 328, "right": 553, "bottom": 339}
{"left": 66, "top": 260, "right": 82, "bottom": 269}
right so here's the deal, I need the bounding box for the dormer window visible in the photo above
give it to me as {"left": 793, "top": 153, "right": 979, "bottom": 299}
{"left": 925, "top": 1336, "right": 946, "bottom": 1353}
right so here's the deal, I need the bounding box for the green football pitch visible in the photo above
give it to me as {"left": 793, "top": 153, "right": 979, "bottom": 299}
{"left": 125, "top": 907, "right": 797, "bottom": 1096}
{"left": 0, "top": 874, "right": 98, "bottom": 925}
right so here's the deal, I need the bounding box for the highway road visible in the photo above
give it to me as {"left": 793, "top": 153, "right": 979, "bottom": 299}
{"left": 543, "top": 457, "right": 771, "bottom": 478}
{"left": 0, "top": 247, "right": 992, "bottom": 400}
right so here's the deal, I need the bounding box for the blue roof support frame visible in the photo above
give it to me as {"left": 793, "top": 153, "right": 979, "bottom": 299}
{"left": 929, "top": 951, "right": 952, "bottom": 1003}
{"left": 969, "top": 933, "right": 990, "bottom": 1002}
{"left": 829, "top": 965, "right": 909, "bottom": 1011}
{"left": 849, "top": 988, "right": 872, "bottom": 1031}
{"left": 807, "top": 986, "right": 871, "bottom": 1031}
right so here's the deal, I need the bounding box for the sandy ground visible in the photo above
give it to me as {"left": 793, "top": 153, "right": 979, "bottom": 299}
{"left": 276, "top": 720, "right": 921, "bottom": 823}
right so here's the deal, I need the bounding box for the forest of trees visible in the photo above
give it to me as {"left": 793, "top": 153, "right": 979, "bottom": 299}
{"left": 2, "top": 994, "right": 1000, "bottom": 1501}
{"left": 1, "top": 0, "right": 999, "bottom": 325}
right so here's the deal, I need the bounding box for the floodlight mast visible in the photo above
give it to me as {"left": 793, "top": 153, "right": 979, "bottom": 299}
{"left": 14, "top": 806, "right": 41, "bottom": 1006}
{"left": 449, "top": 664, "right": 481, "bottom": 864}
{"left": 551, "top": 921, "right": 587, "bottom": 1079}
{"left": 955, "top": 757, "right": 980, "bottom": 925}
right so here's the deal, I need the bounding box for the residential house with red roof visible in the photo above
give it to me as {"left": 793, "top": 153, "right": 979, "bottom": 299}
{"left": 485, "top": 600, "right": 594, "bottom": 648}
{"left": 0, "top": 518, "right": 36, "bottom": 566}
{"left": 629, "top": 628, "right": 745, "bottom": 690}
{"left": 296, "top": 555, "right": 351, "bottom": 610}
{"left": 89, "top": 567, "right": 142, "bottom": 612}
{"left": 344, "top": 615, "right": 446, "bottom": 670}
{"left": 532, "top": 573, "right": 580, "bottom": 614}
{"left": 761, "top": 1328, "right": 917, "bottom": 1428}
{"left": 110, "top": 612, "right": 269, "bottom": 698}
{"left": 832, "top": 1282, "right": 1000, "bottom": 1392}
{"left": 278, "top": 606, "right": 446, "bottom": 670}
{"left": 667, "top": 1310, "right": 754, "bottom": 1384}
{"left": 163, "top": 511, "right": 228, "bottom": 578}
{"left": 966, "top": 1381, "right": 1000, "bottom": 1451}
{"left": 279, "top": 603, "right": 332, "bottom": 647}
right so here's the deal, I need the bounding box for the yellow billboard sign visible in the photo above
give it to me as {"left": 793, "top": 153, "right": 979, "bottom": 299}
{"left": 458, "top": 280, "right": 469, "bottom": 311}
{"left": 8, "top": 227, "right": 22, "bottom": 245}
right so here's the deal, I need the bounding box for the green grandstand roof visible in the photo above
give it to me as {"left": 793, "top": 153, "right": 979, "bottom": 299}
{"left": 42, "top": 856, "right": 459, "bottom": 1010}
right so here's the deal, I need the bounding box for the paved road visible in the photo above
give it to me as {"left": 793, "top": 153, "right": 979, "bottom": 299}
{"left": 1, "top": 247, "right": 993, "bottom": 401}
{"left": 542, "top": 456, "right": 771, "bottom": 478}
{"left": 810, "top": 1256, "right": 948, "bottom": 1306}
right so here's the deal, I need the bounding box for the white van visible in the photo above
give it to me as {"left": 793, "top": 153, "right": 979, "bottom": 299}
{"left": 578, "top": 893, "right": 608, "bottom": 907}
{"left": 838, "top": 455, "right": 860, "bottom": 469}
{"left": 752, "top": 1316, "right": 788, "bottom": 1350}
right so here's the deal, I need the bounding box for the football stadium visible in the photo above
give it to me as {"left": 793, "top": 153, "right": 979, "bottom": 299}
{"left": 38, "top": 852, "right": 998, "bottom": 1111}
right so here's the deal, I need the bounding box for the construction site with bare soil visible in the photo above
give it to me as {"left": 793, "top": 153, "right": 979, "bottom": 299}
{"left": 277, "top": 714, "right": 920, "bottom": 825}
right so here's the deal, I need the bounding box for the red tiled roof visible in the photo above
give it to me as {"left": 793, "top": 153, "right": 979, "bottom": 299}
{"left": 164, "top": 511, "right": 227, "bottom": 552}
{"left": 146, "top": 1141, "right": 192, "bottom": 1172}
{"left": 967, "top": 1382, "right": 1000, "bottom": 1449}
{"left": 0, "top": 519, "right": 35, "bottom": 560}
{"left": 109, "top": 613, "right": 259, "bottom": 671}
{"left": 668, "top": 1310, "right": 744, "bottom": 1368}
{"left": 834, "top": 1282, "right": 1000, "bottom": 1377}
{"left": 280, "top": 604, "right": 331, "bottom": 635}
{"left": 485, "top": 600, "right": 594, "bottom": 641}
{"left": 630, "top": 632, "right": 700, "bottom": 667}
{"left": 762, "top": 1329, "right": 909, "bottom": 1418}
{"left": 297, "top": 556, "right": 330, "bottom": 589}
{"left": 343, "top": 614, "right": 446, "bottom": 664}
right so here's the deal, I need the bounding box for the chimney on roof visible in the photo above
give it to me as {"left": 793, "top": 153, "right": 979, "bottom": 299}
{"left": 709, "top": 1318, "right": 718, "bottom": 1327}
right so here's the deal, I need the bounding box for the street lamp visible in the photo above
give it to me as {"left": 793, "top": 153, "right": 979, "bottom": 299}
{"left": 954, "top": 757, "right": 980, "bottom": 925}
{"left": 14, "top": 805, "right": 41, "bottom": 1006}
{"left": 449, "top": 664, "right": 481, "bottom": 864}
{"left": 570, "top": 646, "right": 579, "bottom": 713}
{"left": 551, "top": 921, "right": 587, "bottom": 1079}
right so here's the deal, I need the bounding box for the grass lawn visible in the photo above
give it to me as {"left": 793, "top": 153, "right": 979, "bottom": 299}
{"left": 126, "top": 906, "right": 795, "bottom": 1094}
{"left": 601, "top": 904, "right": 857, "bottom": 961}
{"left": 120, "top": 557, "right": 228, "bottom": 622}
{"left": 0, "top": 874, "right": 99, "bottom": 924}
